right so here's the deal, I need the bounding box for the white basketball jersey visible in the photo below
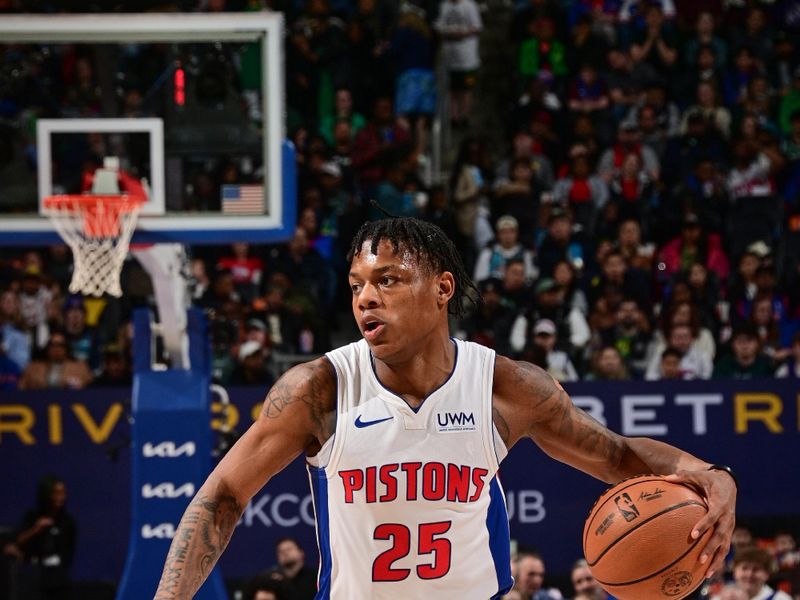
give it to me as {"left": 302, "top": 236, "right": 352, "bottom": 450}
{"left": 307, "top": 338, "right": 513, "bottom": 599}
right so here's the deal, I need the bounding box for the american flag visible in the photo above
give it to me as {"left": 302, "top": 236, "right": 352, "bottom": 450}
{"left": 221, "top": 184, "right": 265, "bottom": 215}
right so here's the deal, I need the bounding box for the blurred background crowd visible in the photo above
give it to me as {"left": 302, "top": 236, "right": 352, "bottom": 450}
{"left": 2, "top": 0, "right": 800, "bottom": 390}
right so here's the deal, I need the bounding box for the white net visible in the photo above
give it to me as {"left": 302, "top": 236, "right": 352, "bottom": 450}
{"left": 44, "top": 196, "right": 143, "bottom": 297}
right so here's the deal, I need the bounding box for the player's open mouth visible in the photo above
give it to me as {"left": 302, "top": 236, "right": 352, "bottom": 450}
{"left": 363, "top": 320, "right": 385, "bottom": 340}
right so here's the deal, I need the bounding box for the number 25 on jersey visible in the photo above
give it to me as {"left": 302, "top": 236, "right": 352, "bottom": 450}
{"left": 372, "top": 521, "right": 452, "bottom": 582}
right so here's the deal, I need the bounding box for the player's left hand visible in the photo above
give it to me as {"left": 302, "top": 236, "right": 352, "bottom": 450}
{"left": 664, "top": 469, "right": 737, "bottom": 579}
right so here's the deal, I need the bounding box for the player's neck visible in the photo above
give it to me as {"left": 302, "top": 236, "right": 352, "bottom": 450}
{"left": 372, "top": 334, "right": 456, "bottom": 409}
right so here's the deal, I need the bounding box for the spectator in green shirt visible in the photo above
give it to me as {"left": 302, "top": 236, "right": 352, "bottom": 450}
{"left": 518, "top": 17, "right": 567, "bottom": 82}
{"left": 319, "top": 87, "right": 366, "bottom": 146}
{"left": 713, "top": 324, "right": 774, "bottom": 379}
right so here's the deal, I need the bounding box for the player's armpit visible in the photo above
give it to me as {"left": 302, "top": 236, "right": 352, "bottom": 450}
{"left": 492, "top": 356, "right": 625, "bottom": 482}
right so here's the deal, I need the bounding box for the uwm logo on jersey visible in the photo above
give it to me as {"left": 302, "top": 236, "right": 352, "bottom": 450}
{"left": 436, "top": 411, "right": 477, "bottom": 433}
{"left": 141, "top": 482, "right": 195, "bottom": 499}
{"left": 142, "top": 441, "right": 196, "bottom": 458}
{"left": 141, "top": 523, "right": 176, "bottom": 539}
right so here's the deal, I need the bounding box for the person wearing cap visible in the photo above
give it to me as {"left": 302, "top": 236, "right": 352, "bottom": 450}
{"left": 231, "top": 340, "right": 273, "bottom": 386}
{"left": 598, "top": 118, "right": 660, "bottom": 184}
{"left": 528, "top": 318, "right": 578, "bottom": 382}
{"left": 473, "top": 215, "right": 537, "bottom": 284}
{"left": 245, "top": 318, "right": 268, "bottom": 346}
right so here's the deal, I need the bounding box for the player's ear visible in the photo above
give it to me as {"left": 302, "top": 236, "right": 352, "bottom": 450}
{"left": 437, "top": 272, "right": 455, "bottom": 307}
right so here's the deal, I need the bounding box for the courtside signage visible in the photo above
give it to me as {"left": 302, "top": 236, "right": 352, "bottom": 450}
{"left": 141, "top": 523, "right": 176, "bottom": 539}
{"left": 142, "top": 482, "right": 196, "bottom": 499}
{"left": 142, "top": 441, "right": 197, "bottom": 458}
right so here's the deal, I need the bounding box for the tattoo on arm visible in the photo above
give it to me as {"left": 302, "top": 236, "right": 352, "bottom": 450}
{"left": 153, "top": 491, "right": 242, "bottom": 599}
{"left": 261, "top": 359, "right": 336, "bottom": 441}
{"left": 515, "top": 361, "right": 626, "bottom": 478}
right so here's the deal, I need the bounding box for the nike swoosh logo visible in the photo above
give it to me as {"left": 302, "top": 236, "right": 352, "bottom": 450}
{"left": 354, "top": 415, "right": 393, "bottom": 428}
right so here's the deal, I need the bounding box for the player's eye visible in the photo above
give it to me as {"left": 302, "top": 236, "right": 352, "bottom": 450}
{"left": 350, "top": 283, "right": 361, "bottom": 294}
{"left": 380, "top": 276, "right": 395, "bottom": 286}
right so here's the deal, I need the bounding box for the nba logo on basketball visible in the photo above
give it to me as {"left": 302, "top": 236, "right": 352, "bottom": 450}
{"left": 614, "top": 492, "right": 640, "bottom": 522}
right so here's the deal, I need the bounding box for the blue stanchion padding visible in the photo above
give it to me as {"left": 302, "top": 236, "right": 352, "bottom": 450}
{"left": 116, "top": 308, "right": 227, "bottom": 600}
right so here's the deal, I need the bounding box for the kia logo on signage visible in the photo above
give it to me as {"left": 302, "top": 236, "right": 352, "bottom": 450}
{"left": 142, "top": 441, "right": 196, "bottom": 458}
{"left": 141, "top": 523, "right": 176, "bottom": 539}
{"left": 142, "top": 482, "right": 195, "bottom": 499}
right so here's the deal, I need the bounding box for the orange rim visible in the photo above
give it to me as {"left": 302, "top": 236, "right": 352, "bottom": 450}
{"left": 43, "top": 194, "right": 145, "bottom": 238}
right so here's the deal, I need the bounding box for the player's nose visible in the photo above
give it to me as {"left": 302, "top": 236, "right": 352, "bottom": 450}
{"left": 356, "top": 282, "right": 381, "bottom": 309}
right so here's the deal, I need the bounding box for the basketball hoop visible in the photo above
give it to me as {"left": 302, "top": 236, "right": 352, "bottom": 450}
{"left": 43, "top": 193, "right": 145, "bottom": 297}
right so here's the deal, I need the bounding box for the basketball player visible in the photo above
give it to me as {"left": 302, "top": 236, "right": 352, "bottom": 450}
{"left": 153, "top": 218, "right": 737, "bottom": 599}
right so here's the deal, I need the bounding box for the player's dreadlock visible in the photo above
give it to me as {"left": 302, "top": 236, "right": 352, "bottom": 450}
{"left": 347, "top": 216, "right": 479, "bottom": 318}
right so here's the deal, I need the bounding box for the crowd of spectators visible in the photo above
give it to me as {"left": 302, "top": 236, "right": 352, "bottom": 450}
{"left": 2, "top": 0, "right": 800, "bottom": 389}
{"left": 436, "top": 0, "right": 800, "bottom": 382}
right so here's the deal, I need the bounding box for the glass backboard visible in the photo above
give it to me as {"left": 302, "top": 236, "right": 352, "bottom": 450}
{"left": 0, "top": 12, "right": 295, "bottom": 246}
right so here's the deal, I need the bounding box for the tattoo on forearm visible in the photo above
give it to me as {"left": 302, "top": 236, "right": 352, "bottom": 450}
{"left": 261, "top": 359, "right": 335, "bottom": 440}
{"left": 153, "top": 491, "right": 242, "bottom": 599}
{"left": 515, "top": 360, "right": 625, "bottom": 473}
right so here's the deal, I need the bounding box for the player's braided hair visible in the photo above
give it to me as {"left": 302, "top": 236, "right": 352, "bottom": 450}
{"left": 347, "top": 217, "right": 479, "bottom": 318}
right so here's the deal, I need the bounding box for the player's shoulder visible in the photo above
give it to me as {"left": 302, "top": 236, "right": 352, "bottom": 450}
{"left": 262, "top": 357, "right": 337, "bottom": 440}
{"left": 286, "top": 355, "right": 336, "bottom": 384}
{"left": 271, "top": 356, "right": 337, "bottom": 407}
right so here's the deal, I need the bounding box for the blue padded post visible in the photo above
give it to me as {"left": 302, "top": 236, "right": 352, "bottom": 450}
{"left": 116, "top": 308, "right": 227, "bottom": 600}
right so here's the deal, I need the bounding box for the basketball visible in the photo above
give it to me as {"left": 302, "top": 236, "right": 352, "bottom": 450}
{"left": 583, "top": 475, "right": 712, "bottom": 600}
